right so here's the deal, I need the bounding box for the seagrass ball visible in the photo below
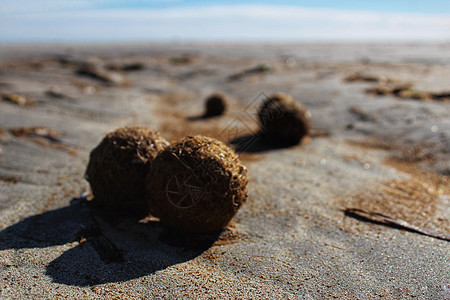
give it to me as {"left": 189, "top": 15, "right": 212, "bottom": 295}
{"left": 146, "top": 135, "right": 248, "bottom": 233}
{"left": 85, "top": 127, "right": 169, "bottom": 217}
{"left": 205, "top": 93, "right": 227, "bottom": 117}
{"left": 258, "top": 93, "right": 311, "bottom": 145}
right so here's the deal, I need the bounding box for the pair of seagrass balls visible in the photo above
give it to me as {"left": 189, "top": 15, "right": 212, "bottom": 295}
{"left": 85, "top": 127, "right": 248, "bottom": 233}
{"left": 203, "top": 92, "right": 311, "bottom": 145}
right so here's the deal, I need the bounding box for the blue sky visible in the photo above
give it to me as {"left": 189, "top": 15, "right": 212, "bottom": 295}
{"left": 91, "top": 0, "right": 450, "bottom": 14}
{"left": 1, "top": 1, "right": 450, "bottom": 42}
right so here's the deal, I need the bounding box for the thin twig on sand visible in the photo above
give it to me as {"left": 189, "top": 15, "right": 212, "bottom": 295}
{"left": 344, "top": 208, "right": 450, "bottom": 241}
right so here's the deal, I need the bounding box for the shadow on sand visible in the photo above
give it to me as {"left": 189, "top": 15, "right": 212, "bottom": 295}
{"left": 0, "top": 197, "right": 219, "bottom": 286}
{"left": 229, "top": 132, "right": 299, "bottom": 153}
{"left": 186, "top": 113, "right": 221, "bottom": 121}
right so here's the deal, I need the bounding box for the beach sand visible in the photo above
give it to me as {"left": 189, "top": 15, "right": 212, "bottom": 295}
{"left": 0, "top": 43, "right": 449, "bottom": 298}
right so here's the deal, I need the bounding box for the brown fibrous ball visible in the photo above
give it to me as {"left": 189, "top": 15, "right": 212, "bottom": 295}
{"left": 205, "top": 93, "right": 227, "bottom": 117}
{"left": 258, "top": 93, "right": 311, "bottom": 145}
{"left": 146, "top": 135, "right": 248, "bottom": 233}
{"left": 85, "top": 127, "right": 169, "bottom": 217}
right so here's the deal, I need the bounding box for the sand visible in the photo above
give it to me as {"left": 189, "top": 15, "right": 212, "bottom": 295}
{"left": 0, "top": 42, "right": 449, "bottom": 298}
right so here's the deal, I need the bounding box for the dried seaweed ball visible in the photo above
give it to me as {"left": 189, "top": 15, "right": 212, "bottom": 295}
{"left": 85, "top": 127, "right": 169, "bottom": 217}
{"left": 146, "top": 135, "right": 248, "bottom": 233}
{"left": 205, "top": 93, "right": 227, "bottom": 117}
{"left": 258, "top": 93, "right": 311, "bottom": 145}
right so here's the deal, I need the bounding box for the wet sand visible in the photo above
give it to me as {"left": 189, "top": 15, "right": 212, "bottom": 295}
{"left": 0, "top": 43, "right": 449, "bottom": 298}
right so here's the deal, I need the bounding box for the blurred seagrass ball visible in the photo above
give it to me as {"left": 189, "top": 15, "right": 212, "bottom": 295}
{"left": 205, "top": 92, "right": 227, "bottom": 117}
{"left": 85, "top": 127, "right": 169, "bottom": 217}
{"left": 146, "top": 135, "right": 248, "bottom": 233}
{"left": 258, "top": 92, "right": 311, "bottom": 145}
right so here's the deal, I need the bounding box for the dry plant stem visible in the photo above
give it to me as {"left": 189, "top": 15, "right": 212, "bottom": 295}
{"left": 344, "top": 208, "right": 450, "bottom": 241}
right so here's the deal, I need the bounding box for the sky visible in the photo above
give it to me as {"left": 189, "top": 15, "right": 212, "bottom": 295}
{"left": 1, "top": 0, "right": 450, "bottom": 43}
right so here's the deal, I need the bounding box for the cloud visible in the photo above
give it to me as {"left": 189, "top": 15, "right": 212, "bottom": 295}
{"left": 0, "top": 0, "right": 182, "bottom": 14}
{"left": 1, "top": 5, "right": 449, "bottom": 42}
{"left": 0, "top": 0, "right": 94, "bottom": 14}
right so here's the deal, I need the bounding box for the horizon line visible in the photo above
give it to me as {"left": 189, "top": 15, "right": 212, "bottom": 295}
{"left": 1, "top": 5, "right": 449, "bottom": 43}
